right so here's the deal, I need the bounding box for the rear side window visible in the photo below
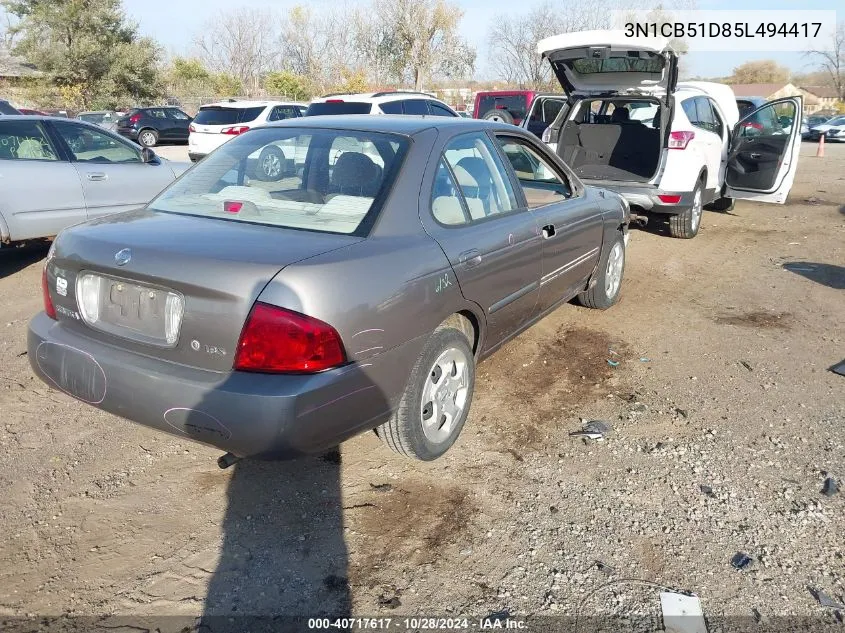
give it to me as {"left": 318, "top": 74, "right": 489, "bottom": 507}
{"left": 147, "top": 109, "right": 168, "bottom": 119}
{"left": 379, "top": 101, "right": 404, "bottom": 114}
{"left": 403, "top": 100, "right": 429, "bottom": 115}
{"left": 305, "top": 102, "right": 373, "bottom": 115}
{"left": 0, "top": 120, "right": 59, "bottom": 161}
{"left": 268, "top": 106, "right": 299, "bottom": 121}
{"left": 476, "top": 95, "right": 528, "bottom": 120}
{"left": 496, "top": 136, "right": 572, "bottom": 207}
{"left": 194, "top": 106, "right": 265, "bottom": 125}
{"left": 429, "top": 103, "right": 457, "bottom": 117}
{"left": 168, "top": 109, "right": 190, "bottom": 120}
{"left": 149, "top": 127, "right": 407, "bottom": 236}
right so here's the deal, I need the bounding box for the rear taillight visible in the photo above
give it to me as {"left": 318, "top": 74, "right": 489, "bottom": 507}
{"left": 326, "top": 99, "right": 344, "bottom": 103}
{"left": 657, "top": 194, "right": 682, "bottom": 204}
{"left": 42, "top": 266, "right": 56, "bottom": 319}
{"left": 189, "top": 124, "right": 196, "bottom": 133}
{"left": 221, "top": 125, "right": 250, "bottom": 135}
{"left": 129, "top": 113, "right": 142, "bottom": 124}
{"left": 223, "top": 200, "right": 243, "bottom": 213}
{"left": 234, "top": 303, "right": 346, "bottom": 373}
{"left": 668, "top": 131, "right": 695, "bottom": 149}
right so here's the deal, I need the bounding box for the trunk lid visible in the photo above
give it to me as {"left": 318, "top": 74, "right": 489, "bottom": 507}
{"left": 537, "top": 29, "right": 678, "bottom": 102}
{"left": 48, "top": 209, "right": 361, "bottom": 372}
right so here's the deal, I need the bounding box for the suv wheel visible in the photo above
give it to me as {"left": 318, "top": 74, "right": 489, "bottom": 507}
{"left": 668, "top": 180, "right": 703, "bottom": 239}
{"left": 138, "top": 129, "right": 158, "bottom": 148}
{"left": 482, "top": 109, "right": 514, "bottom": 125}
{"left": 376, "top": 320, "right": 475, "bottom": 461}
{"left": 256, "top": 146, "right": 286, "bottom": 181}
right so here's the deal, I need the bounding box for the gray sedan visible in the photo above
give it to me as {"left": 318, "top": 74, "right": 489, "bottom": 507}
{"left": 29, "top": 116, "right": 629, "bottom": 462}
{"left": 0, "top": 116, "right": 188, "bottom": 244}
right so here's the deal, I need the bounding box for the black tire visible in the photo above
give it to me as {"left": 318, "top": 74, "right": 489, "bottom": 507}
{"left": 137, "top": 128, "right": 158, "bottom": 148}
{"left": 668, "top": 179, "right": 704, "bottom": 239}
{"left": 256, "top": 145, "right": 287, "bottom": 181}
{"left": 375, "top": 320, "right": 475, "bottom": 461}
{"left": 482, "top": 109, "right": 514, "bottom": 125}
{"left": 578, "top": 232, "right": 626, "bottom": 309}
{"left": 706, "top": 196, "right": 735, "bottom": 212}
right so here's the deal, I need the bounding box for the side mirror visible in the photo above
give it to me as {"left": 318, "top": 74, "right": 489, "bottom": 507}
{"left": 141, "top": 147, "right": 157, "bottom": 163}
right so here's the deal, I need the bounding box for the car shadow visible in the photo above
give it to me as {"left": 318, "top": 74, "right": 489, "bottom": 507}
{"left": 0, "top": 242, "right": 49, "bottom": 279}
{"left": 635, "top": 211, "right": 672, "bottom": 238}
{"left": 783, "top": 261, "right": 845, "bottom": 290}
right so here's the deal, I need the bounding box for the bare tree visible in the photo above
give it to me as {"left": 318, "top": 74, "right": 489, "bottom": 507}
{"left": 193, "top": 8, "right": 279, "bottom": 96}
{"left": 807, "top": 22, "right": 845, "bottom": 99}
{"left": 370, "top": 0, "right": 475, "bottom": 91}
{"left": 1, "top": 8, "right": 19, "bottom": 48}
{"left": 488, "top": 1, "right": 617, "bottom": 89}
{"left": 726, "top": 60, "right": 791, "bottom": 85}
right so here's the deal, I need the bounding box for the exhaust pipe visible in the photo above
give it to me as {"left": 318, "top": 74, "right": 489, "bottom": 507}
{"left": 629, "top": 213, "right": 649, "bottom": 227}
{"left": 217, "top": 452, "right": 242, "bottom": 469}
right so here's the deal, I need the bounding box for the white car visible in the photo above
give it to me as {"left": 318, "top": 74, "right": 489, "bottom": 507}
{"left": 809, "top": 115, "right": 845, "bottom": 142}
{"left": 188, "top": 100, "right": 306, "bottom": 163}
{"left": 307, "top": 92, "right": 460, "bottom": 117}
{"left": 535, "top": 30, "right": 802, "bottom": 238}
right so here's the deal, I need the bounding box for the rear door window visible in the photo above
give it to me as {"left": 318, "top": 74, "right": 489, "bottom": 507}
{"left": 403, "top": 100, "right": 429, "bottom": 115}
{"left": 305, "top": 102, "right": 373, "bottom": 115}
{"left": 168, "top": 109, "right": 191, "bottom": 120}
{"left": 194, "top": 107, "right": 265, "bottom": 125}
{"left": 429, "top": 102, "right": 457, "bottom": 117}
{"left": 496, "top": 136, "right": 572, "bottom": 207}
{"left": 268, "top": 105, "right": 299, "bottom": 121}
{"left": 147, "top": 109, "right": 168, "bottom": 120}
{"left": 0, "top": 120, "right": 59, "bottom": 161}
{"left": 379, "top": 101, "right": 404, "bottom": 114}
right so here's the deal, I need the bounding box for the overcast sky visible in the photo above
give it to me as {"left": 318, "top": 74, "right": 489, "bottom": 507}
{"left": 123, "top": 0, "right": 839, "bottom": 81}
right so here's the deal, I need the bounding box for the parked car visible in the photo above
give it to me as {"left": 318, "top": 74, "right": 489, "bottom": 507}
{"left": 801, "top": 115, "right": 829, "bottom": 139}
{"left": 17, "top": 108, "right": 47, "bottom": 116}
{"left": 536, "top": 30, "right": 802, "bottom": 239}
{"left": 188, "top": 100, "right": 304, "bottom": 163}
{"left": 807, "top": 114, "right": 845, "bottom": 142}
{"left": 29, "top": 115, "right": 629, "bottom": 463}
{"left": 519, "top": 93, "right": 567, "bottom": 139}
{"left": 0, "top": 99, "right": 21, "bottom": 115}
{"left": 116, "top": 106, "right": 192, "bottom": 148}
{"left": 0, "top": 116, "right": 189, "bottom": 245}
{"left": 475, "top": 91, "right": 567, "bottom": 139}
{"left": 77, "top": 110, "right": 124, "bottom": 133}
{"left": 736, "top": 96, "right": 767, "bottom": 119}
{"left": 306, "top": 92, "right": 459, "bottom": 117}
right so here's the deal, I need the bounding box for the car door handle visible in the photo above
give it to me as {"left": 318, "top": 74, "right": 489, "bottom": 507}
{"left": 86, "top": 172, "right": 107, "bottom": 181}
{"left": 749, "top": 152, "right": 762, "bottom": 159}
{"left": 458, "top": 249, "right": 482, "bottom": 268}
{"left": 542, "top": 224, "right": 556, "bottom": 239}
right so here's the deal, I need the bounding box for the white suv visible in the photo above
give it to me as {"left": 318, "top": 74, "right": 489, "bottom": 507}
{"left": 535, "top": 31, "right": 802, "bottom": 238}
{"left": 188, "top": 100, "right": 306, "bottom": 163}
{"left": 307, "top": 92, "right": 460, "bottom": 117}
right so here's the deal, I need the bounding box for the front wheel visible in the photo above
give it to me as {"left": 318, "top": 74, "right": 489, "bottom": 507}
{"left": 668, "top": 181, "right": 703, "bottom": 239}
{"left": 578, "top": 233, "right": 626, "bottom": 309}
{"left": 376, "top": 324, "right": 475, "bottom": 461}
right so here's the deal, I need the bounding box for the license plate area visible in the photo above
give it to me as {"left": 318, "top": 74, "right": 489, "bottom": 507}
{"left": 76, "top": 272, "right": 184, "bottom": 348}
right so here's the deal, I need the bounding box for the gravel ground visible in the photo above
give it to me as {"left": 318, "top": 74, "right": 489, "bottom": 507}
{"left": 0, "top": 141, "right": 842, "bottom": 631}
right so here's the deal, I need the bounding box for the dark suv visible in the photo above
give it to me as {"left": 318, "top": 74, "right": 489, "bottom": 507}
{"left": 116, "top": 106, "right": 192, "bottom": 147}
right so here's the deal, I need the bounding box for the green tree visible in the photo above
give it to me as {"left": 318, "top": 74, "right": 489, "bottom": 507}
{"left": 3, "top": 0, "right": 163, "bottom": 108}
{"left": 211, "top": 72, "right": 243, "bottom": 97}
{"left": 264, "top": 70, "right": 312, "bottom": 100}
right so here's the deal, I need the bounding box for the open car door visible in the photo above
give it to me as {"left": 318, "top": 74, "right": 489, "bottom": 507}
{"left": 724, "top": 96, "right": 802, "bottom": 204}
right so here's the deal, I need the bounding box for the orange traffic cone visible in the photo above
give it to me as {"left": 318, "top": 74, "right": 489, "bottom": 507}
{"left": 817, "top": 133, "right": 825, "bottom": 158}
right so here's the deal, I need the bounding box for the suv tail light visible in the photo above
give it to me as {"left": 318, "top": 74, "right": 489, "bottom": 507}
{"left": 189, "top": 123, "right": 196, "bottom": 133}
{"left": 221, "top": 125, "right": 250, "bottom": 135}
{"left": 234, "top": 303, "right": 346, "bottom": 373}
{"left": 129, "top": 113, "right": 142, "bottom": 124}
{"left": 668, "top": 131, "right": 695, "bottom": 149}
{"left": 42, "top": 266, "right": 56, "bottom": 319}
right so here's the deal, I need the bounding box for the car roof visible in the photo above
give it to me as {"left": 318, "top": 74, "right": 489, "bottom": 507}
{"left": 311, "top": 92, "right": 447, "bottom": 104}
{"left": 200, "top": 100, "right": 301, "bottom": 109}
{"left": 259, "top": 114, "right": 518, "bottom": 136}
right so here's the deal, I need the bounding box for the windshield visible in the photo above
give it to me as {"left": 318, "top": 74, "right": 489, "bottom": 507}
{"left": 149, "top": 127, "right": 408, "bottom": 235}
{"left": 827, "top": 116, "right": 845, "bottom": 126}
{"left": 306, "top": 102, "right": 372, "bottom": 115}
{"left": 572, "top": 56, "right": 664, "bottom": 74}
{"left": 194, "top": 106, "right": 265, "bottom": 125}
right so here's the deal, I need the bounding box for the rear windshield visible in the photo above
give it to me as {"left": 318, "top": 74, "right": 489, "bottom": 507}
{"left": 0, "top": 101, "right": 20, "bottom": 115}
{"left": 476, "top": 95, "right": 528, "bottom": 120}
{"left": 306, "top": 102, "right": 373, "bottom": 115}
{"left": 572, "top": 57, "right": 664, "bottom": 74}
{"left": 194, "top": 106, "right": 265, "bottom": 125}
{"left": 148, "top": 127, "right": 408, "bottom": 236}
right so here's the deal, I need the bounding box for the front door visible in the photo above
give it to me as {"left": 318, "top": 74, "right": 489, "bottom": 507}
{"left": 494, "top": 133, "right": 603, "bottom": 313}
{"left": 724, "top": 97, "right": 802, "bottom": 204}
{"left": 51, "top": 121, "right": 174, "bottom": 219}
{"left": 167, "top": 108, "right": 192, "bottom": 140}
{"left": 420, "top": 131, "right": 542, "bottom": 352}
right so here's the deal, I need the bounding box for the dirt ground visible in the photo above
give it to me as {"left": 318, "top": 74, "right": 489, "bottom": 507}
{"left": 0, "top": 142, "right": 843, "bottom": 630}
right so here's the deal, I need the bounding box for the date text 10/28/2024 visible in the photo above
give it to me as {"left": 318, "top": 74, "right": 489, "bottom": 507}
{"left": 308, "top": 617, "right": 528, "bottom": 630}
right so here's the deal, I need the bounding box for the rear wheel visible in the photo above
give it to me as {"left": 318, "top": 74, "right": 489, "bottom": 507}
{"left": 137, "top": 129, "right": 158, "bottom": 148}
{"left": 376, "top": 321, "right": 475, "bottom": 461}
{"left": 668, "top": 180, "right": 703, "bottom": 239}
{"left": 482, "top": 109, "right": 514, "bottom": 125}
{"left": 256, "top": 146, "right": 286, "bottom": 181}
{"left": 578, "top": 233, "right": 625, "bottom": 309}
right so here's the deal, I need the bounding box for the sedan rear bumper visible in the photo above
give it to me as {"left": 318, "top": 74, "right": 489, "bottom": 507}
{"left": 28, "top": 313, "right": 400, "bottom": 459}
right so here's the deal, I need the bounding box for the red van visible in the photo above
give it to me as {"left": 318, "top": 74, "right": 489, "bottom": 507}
{"left": 473, "top": 90, "right": 567, "bottom": 139}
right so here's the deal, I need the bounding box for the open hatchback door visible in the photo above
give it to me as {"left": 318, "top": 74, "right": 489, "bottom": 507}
{"left": 724, "top": 96, "right": 802, "bottom": 204}
{"left": 537, "top": 30, "right": 678, "bottom": 101}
